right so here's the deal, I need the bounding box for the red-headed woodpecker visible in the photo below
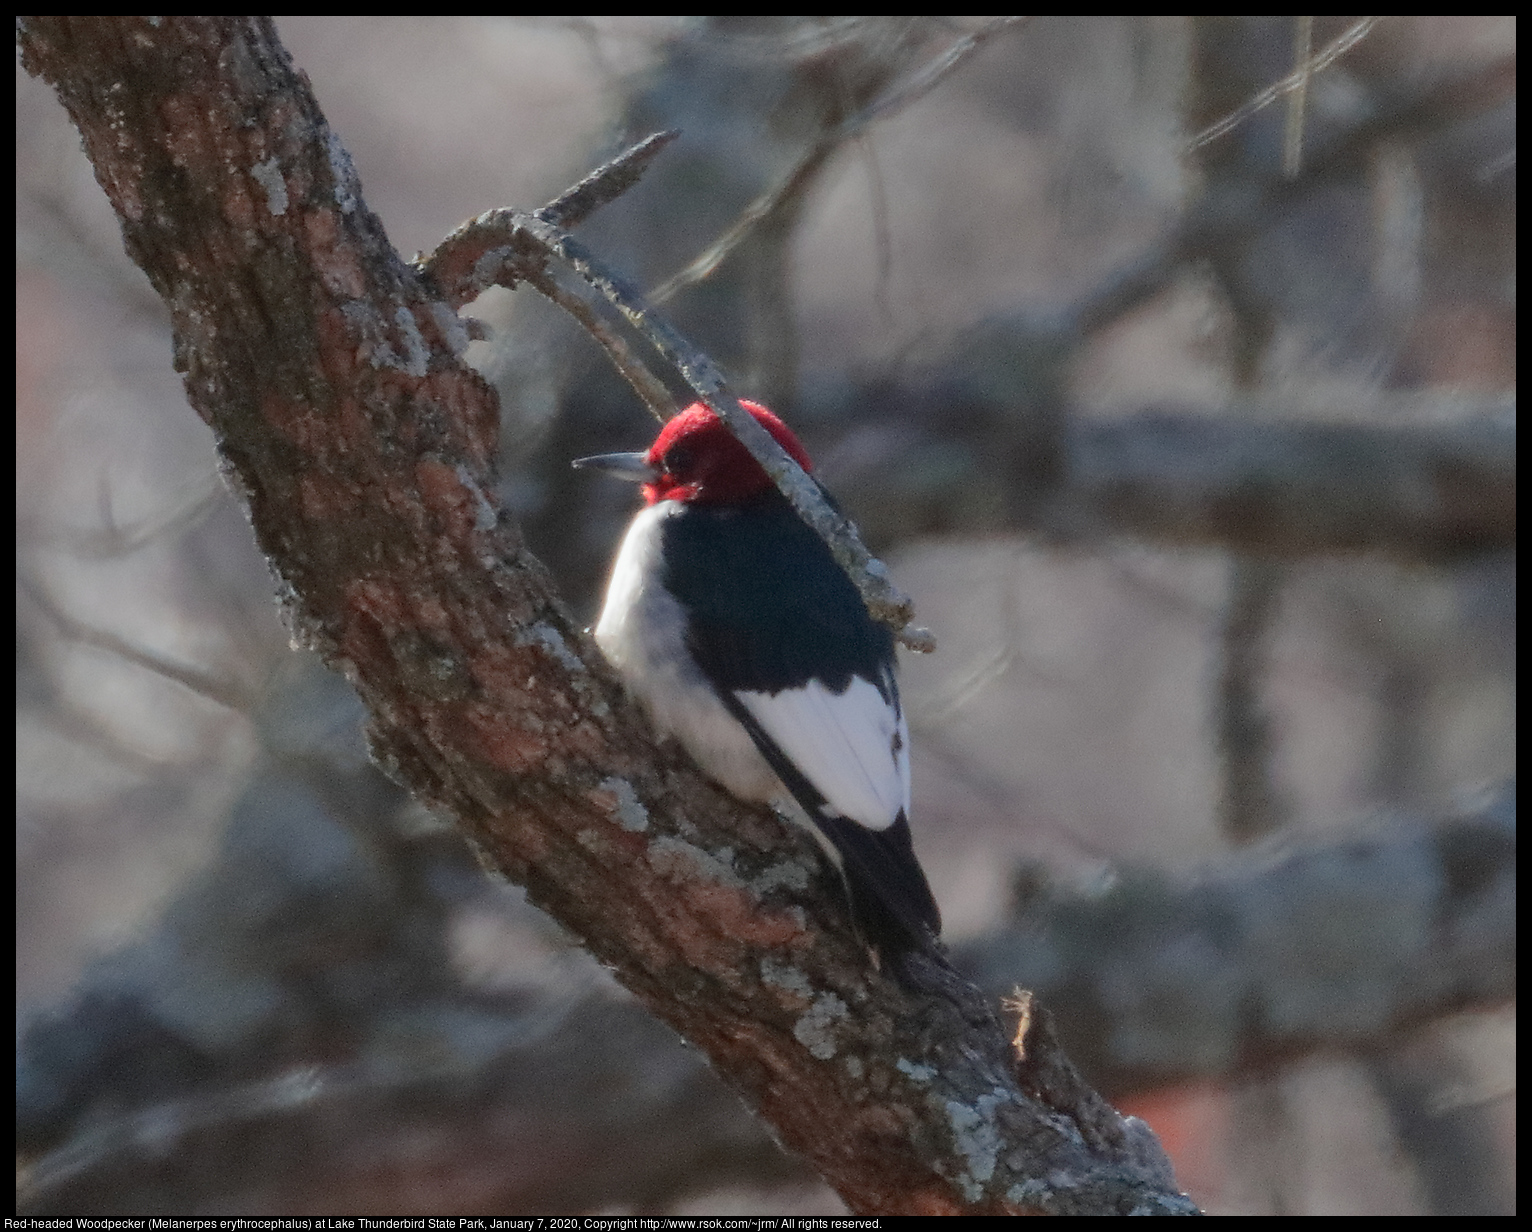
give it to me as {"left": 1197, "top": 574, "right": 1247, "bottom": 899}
{"left": 575, "top": 400, "right": 941, "bottom": 956}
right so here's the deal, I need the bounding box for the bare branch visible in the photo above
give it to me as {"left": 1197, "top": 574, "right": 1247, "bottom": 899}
{"left": 821, "top": 387, "right": 1514, "bottom": 561}
{"left": 419, "top": 132, "right": 683, "bottom": 422}
{"left": 1280, "top": 15, "right": 1316, "bottom": 177}
{"left": 649, "top": 17, "right": 1031, "bottom": 306}
{"left": 535, "top": 128, "right": 681, "bottom": 231}
{"left": 1074, "top": 49, "right": 1513, "bottom": 341}
{"left": 1188, "top": 17, "right": 1381, "bottom": 153}
{"left": 19, "top": 572, "right": 256, "bottom": 712}
{"left": 963, "top": 785, "right": 1517, "bottom": 1091}
{"left": 23, "top": 473, "right": 222, "bottom": 560}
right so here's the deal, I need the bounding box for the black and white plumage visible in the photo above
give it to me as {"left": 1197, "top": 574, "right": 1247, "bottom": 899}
{"left": 576, "top": 401, "right": 941, "bottom": 955}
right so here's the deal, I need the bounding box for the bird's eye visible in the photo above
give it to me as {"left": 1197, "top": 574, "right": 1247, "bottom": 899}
{"left": 664, "top": 445, "right": 694, "bottom": 476}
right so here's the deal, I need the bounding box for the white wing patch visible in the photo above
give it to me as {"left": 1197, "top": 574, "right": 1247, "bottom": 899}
{"left": 734, "top": 671, "right": 909, "bottom": 831}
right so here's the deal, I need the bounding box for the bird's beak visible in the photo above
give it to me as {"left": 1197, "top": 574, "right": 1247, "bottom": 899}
{"left": 571, "top": 451, "right": 657, "bottom": 483}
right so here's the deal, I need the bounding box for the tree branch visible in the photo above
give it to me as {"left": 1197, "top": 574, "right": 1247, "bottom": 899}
{"left": 815, "top": 387, "right": 1515, "bottom": 560}
{"left": 647, "top": 17, "right": 1030, "bottom": 306}
{"left": 963, "top": 784, "right": 1517, "bottom": 1092}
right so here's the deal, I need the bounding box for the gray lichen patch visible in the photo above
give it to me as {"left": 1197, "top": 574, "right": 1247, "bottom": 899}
{"left": 597, "top": 775, "right": 649, "bottom": 832}
{"left": 792, "top": 990, "right": 849, "bottom": 1060}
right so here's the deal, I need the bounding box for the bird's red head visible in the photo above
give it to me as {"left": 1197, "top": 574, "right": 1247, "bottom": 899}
{"left": 642, "top": 400, "right": 813, "bottom": 506}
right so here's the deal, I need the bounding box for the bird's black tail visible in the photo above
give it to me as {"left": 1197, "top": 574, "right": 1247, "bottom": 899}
{"left": 720, "top": 694, "right": 941, "bottom": 955}
{"left": 815, "top": 809, "right": 942, "bottom": 956}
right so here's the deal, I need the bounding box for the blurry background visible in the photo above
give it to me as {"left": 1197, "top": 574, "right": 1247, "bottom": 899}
{"left": 16, "top": 16, "right": 1515, "bottom": 1215}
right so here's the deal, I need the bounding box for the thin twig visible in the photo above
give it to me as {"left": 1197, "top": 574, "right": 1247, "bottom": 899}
{"left": 1282, "top": 16, "right": 1315, "bottom": 178}
{"left": 536, "top": 129, "right": 681, "bottom": 230}
{"left": 419, "top": 210, "right": 674, "bottom": 422}
{"left": 851, "top": 15, "right": 1029, "bottom": 128}
{"left": 705, "top": 16, "right": 880, "bottom": 61}
{"left": 648, "top": 144, "right": 834, "bottom": 306}
{"left": 28, "top": 474, "right": 221, "bottom": 560}
{"left": 1188, "top": 17, "right": 1380, "bottom": 152}
{"left": 419, "top": 131, "right": 687, "bottom": 423}
{"left": 858, "top": 133, "right": 896, "bottom": 331}
{"left": 19, "top": 573, "right": 256, "bottom": 712}
{"left": 649, "top": 16, "right": 1030, "bottom": 305}
{"left": 1068, "top": 49, "right": 1510, "bottom": 341}
{"left": 521, "top": 266, "right": 674, "bottom": 424}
